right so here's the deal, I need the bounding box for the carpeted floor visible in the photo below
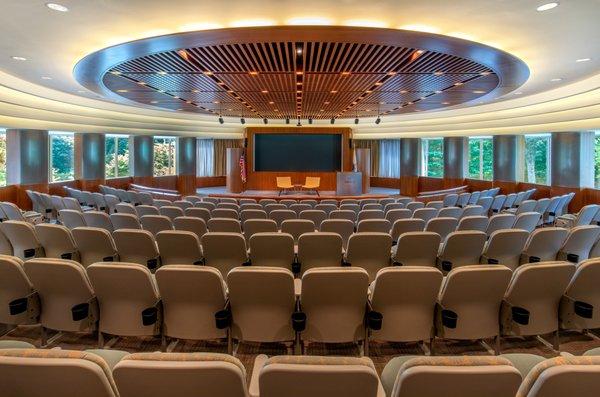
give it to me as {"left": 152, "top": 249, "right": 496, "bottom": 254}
{"left": 3, "top": 325, "right": 600, "bottom": 382}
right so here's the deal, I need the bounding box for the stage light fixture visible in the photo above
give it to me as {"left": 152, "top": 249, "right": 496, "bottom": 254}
{"left": 375, "top": 117, "right": 381, "bottom": 124}
{"left": 308, "top": 117, "right": 313, "bottom": 124}
{"left": 263, "top": 118, "right": 268, "bottom": 124}
{"left": 330, "top": 118, "right": 335, "bottom": 124}
{"left": 218, "top": 116, "right": 224, "bottom": 124}
{"left": 296, "top": 117, "right": 302, "bottom": 127}
{"left": 285, "top": 118, "right": 290, "bottom": 124}
{"left": 354, "top": 118, "right": 359, "bottom": 124}
{"left": 240, "top": 117, "right": 245, "bottom": 124}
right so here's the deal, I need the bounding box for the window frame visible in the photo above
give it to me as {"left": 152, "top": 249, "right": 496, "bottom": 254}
{"left": 48, "top": 131, "right": 75, "bottom": 183}
{"left": 421, "top": 137, "right": 444, "bottom": 178}
{"left": 520, "top": 133, "right": 552, "bottom": 185}
{"left": 468, "top": 136, "right": 494, "bottom": 180}
{"left": 153, "top": 136, "right": 177, "bottom": 176}
{"left": 105, "top": 134, "right": 130, "bottom": 179}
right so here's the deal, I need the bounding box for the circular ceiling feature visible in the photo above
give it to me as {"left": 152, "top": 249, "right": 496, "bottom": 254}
{"left": 74, "top": 26, "right": 529, "bottom": 119}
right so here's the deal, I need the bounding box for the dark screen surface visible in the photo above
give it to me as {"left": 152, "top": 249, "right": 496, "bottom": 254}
{"left": 254, "top": 133, "right": 342, "bottom": 171}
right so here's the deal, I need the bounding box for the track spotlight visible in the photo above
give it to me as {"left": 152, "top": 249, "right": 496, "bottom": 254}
{"left": 308, "top": 117, "right": 313, "bottom": 124}
{"left": 375, "top": 117, "right": 381, "bottom": 124}
{"left": 240, "top": 117, "right": 245, "bottom": 125}
{"left": 354, "top": 118, "right": 359, "bottom": 124}
{"left": 218, "top": 116, "right": 224, "bottom": 124}
{"left": 330, "top": 118, "right": 335, "bottom": 124}
{"left": 263, "top": 118, "right": 268, "bottom": 124}
{"left": 296, "top": 117, "right": 302, "bottom": 127}
{"left": 285, "top": 118, "right": 290, "bottom": 124}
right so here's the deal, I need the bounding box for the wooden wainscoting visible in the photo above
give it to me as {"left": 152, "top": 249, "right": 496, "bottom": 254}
{"left": 418, "top": 177, "right": 445, "bottom": 193}
{"left": 464, "top": 178, "right": 494, "bottom": 192}
{"left": 197, "top": 176, "right": 226, "bottom": 187}
{"left": 370, "top": 177, "right": 401, "bottom": 189}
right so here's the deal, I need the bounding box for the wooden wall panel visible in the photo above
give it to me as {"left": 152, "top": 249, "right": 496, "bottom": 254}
{"left": 443, "top": 178, "right": 465, "bottom": 189}
{"left": 105, "top": 177, "right": 132, "bottom": 190}
{"left": 226, "top": 148, "right": 244, "bottom": 193}
{"left": 493, "top": 180, "right": 518, "bottom": 195}
{"left": 371, "top": 177, "right": 401, "bottom": 189}
{"left": 400, "top": 176, "right": 419, "bottom": 196}
{"left": 551, "top": 185, "right": 584, "bottom": 213}
{"left": 354, "top": 148, "right": 370, "bottom": 194}
{"left": 517, "top": 182, "right": 551, "bottom": 200}
{"left": 177, "top": 175, "right": 197, "bottom": 196}
{"left": 197, "top": 176, "right": 226, "bottom": 187}
{"left": 465, "top": 178, "right": 493, "bottom": 192}
{"left": 418, "top": 177, "right": 444, "bottom": 193}
{"left": 133, "top": 175, "right": 177, "bottom": 190}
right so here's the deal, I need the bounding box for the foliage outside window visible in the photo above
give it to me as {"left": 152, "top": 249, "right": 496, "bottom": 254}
{"left": 105, "top": 135, "right": 129, "bottom": 178}
{"left": 49, "top": 132, "right": 75, "bottom": 182}
{"left": 522, "top": 134, "right": 551, "bottom": 185}
{"left": 468, "top": 137, "right": 493, "bottom": 180}
{"left": 0, "top": 129, "right": 6, "bottom": 186}
{"left": 421, "top": 138, "right": 444, "bottom": 177}
{"left": 153, "top": 136, "right": 176, "bottom": 176}
{"left": 595, "top": 132, "right": 600, "bottom": 188}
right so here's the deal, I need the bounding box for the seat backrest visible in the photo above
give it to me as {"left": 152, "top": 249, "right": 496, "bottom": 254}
{"left": 330, "top": 209, "right": 357, "bottom": 223}
{"left": 35, "top": 223, "right": 78, "bottom": 261}
{"left": 135, "top": 205, "right": 159, "bottom": 218}
{"left": 477, "top": 196, "right": 494, "bottom": 213}
{"left": 0, "top": 255, "right": 36, "bottom": 325}
{"left": 61, "top": 197, "right": 84, "bottom": 213}
{"left": 486, "top": 214, "right": 516, "bottom": 235}
{"left": 276, "top": 176, "right": 292, "bottom": 186}
{"left": 173, "top": 216, "right": 207, "bottom": 241}
{"left": 243, "top": 219, "right": 278, "bottom": 241}
{"left": 532, "top": 198, "right": 551, "bottom": 215}
{"left": 240, "top": 209, "right": 267, "bottom": 223}
{"left": 195, "top": 201, "right": 216, "bottom": 212}
{"left": 87, "top": 262, "right": 160, "bottom": 337}
{"left": 468, "top": 191, "right": 481, "bottom": 204}
{"left": 156, "top": 230, "right": 203, "bottom": 266}
{"left": 522, "top": 227, "right": 569, "bottom": 263}
{"left": 384, "top": 203, "right": 405, "bottom": 214}
{"left": 391, "top": 219, "right": 425, "bottom": 242}
{"left": 110, "top": 213, "right": 141, "bottom": 230}
{"left": 208, "top": 218, "right": 242, "bottom": 233}
{"left": 482, "top": 229, "right": 529, "bottom": 270}
{"left": 217, "top": 203, "right": 240, "bottom": 212}
{"left": 299, "top": 210, "right": 327, "bottom": 228}
{"left": 575, "top": 204, "right": 600, "bottom": 226}
{"left": 503, "top": 193, "right": 517, "bottom": 209}
{"left": 140, "top": 215, "right": 173, "bottom": 236}
{"left": 82, "top": 211, "right": 114, "bottom": 232}
{"left": 425, "top": 217, "right": 458, "bottom": 243}
{"left": 406, "top": 202, "right": 425, "bottom": 213}
{"left": 0, "top": 349, "right": 119, "bottom": 397}
{"left": 297, "top": 232, "right": 342, "bottom": 275}
{"left": 559, "top": 225, "right": 600, "bottom": 263}
{"left": 71, "top": 227, "right": 118, "bottom": 267}
{"left": 439, "top": 231, "right": 487, "bottom": 271}
{"left": 314, "top": 203, "right": 337, "bottom": 215}
{"left": 265, "top": 204, "right": 287, "bottom": 214}
{"left": 24, "top": 258, "right": 96, "bottom": 332}
{"left": 340, "top": 203, "right": 360, "bottom": 214}
{"left": 113, "top": 352, "right": 247, "bottom": 397}
{"left": 183, "top": 195, "right": 201, "bottom": 204}
{"left": 412, "top": 208, "right": 438, "bottom": 223}
{"left": 558, "top": 192, "right": 576, "bottom": 216}
{"left": 258, "top": 355, "right": 380, "bottom": 397}
{"left": 461, "top": 205, "right": 484, "bottom": 218}
{"left": 103, "top": 194, "right": 120, "bottom": 213}
{"left": 456, "top": 193, "right": 471, "bottom": 207}
{"left": 357, "top": 209, "right": 385, "bottom": 222}
{"left": 113, "top": 229, "right": 160, "bottom": 270}
{"left": 281, "top": 219, "right": 315, "bottom": 243}
{"left": 240, "top": 203, "right": 262, "bottom": 211}
{"left": 185, "top": 207, "right": 211, "bottom": 223}
{"left": 346, "top": 232, "right": 392, "bottom": 282}
{"left": 386, "top": 208, "right": 412, "bottom": 224}
{"left": 504, "top": 261, "right": 576, "bottom": 336}
{"left": 393, "top": 232, "right": 440, "bottom": 267}
{"left": 490, "top": 194, "right": 507, "bottom": 213}
{"left": 228, "top": 267, "right": 296, "bottom": 342}
{"left": 278, "top": 199, "right": 296, "bottom": 207}
{"left": 91, "top": 193, "right": 108, "bottom": 211}
{"left": 319, "top": 219, "right": 355, "bottom": 249}
{"left": 387, "top": 356, "right": 521, "bottom": 397}
{"left": 425, "top": 201, "right": 443, "bottom": 210}
{"left": 437, "top": 207, "right": 463, "bottom": 219}
{"left": 456, "top": 216, "right": 489, "bottom": 232}
{"left": 299, "top": 199, "right": 318, "bottom": 207}
{"left": 269, "top": 209, "right": 297, "bottom": 228}
{"left": 513, "top": 212, "right": 542, "bottom": 233}
{"left": 562, "top": 258, "right": 600, "bottom": 330}
{"left": 363, "top": 203, "right": 383, "bottom": 211}
{"left": 356, "top": 219, "right": 391, "bottom": 234}
{"left": 173, "top": 200, "right": 194, "bottom": 211}
{"left": 59, "top": 209, "right": 87, "bottom": 229}
{"left": 305, "top": 176, "right": 320, "bottom": 187}
{"left": 160, "top": 206, "right": 185, "bottom": 221}
{"left": 201, "top": 232, "right": 248, "bottom": 278}
{"left": 249, "top": 232, "right": 294, "bottom": 269}
{"left": 289, "top": 203, "right": 312, "bottom": 215}
{"left": 115, "top": 202, "right": 137, "bottom": 215}
{"left": 442, "top": 193, "right": 459, "bottom": 207}
{"left": 438, "top": 265, "right": 512, "bottom": 340}
{"left": 516, "top": 200, "right": 537, "bottom": 214}
{"left": 371, "top": 267, "right": 443, "bottom": 344}
{"left": 259, "top": 199, "right": 278, "bottom": 207}
{"left": 0, "top": 220, "right": 44, "bottom": 260}
{"left": 513, "top": 191, "right": 527, "bottom": 207}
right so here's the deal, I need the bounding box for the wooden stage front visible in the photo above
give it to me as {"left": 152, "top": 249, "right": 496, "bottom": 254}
{"left": 197, "top": 186, "right": 401, "bottom": 201}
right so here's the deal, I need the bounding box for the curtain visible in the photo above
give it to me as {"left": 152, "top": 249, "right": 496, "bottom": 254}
{"left": 378, "top": 139, "right": 401, "bottom": 178}
{"left": 214, "top": 139, "right": 243, "bottom": 176}
{"left": 196, "top": 139, "right": 214, "bottom": 177}
{"left": 353, "top": 140, "right": 380, "bottom": 176}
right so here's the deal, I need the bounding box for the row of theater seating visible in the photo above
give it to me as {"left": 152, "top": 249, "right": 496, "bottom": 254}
{"left": 2, "top": 254, "right": 600, "bottom": 355}
{"left": 2, "top": 342, "right": 599, "bottom": 397}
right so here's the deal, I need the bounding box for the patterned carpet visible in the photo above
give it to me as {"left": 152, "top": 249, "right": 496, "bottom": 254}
{"left": 3, "top": 325, "right": 600, "bottom": 381}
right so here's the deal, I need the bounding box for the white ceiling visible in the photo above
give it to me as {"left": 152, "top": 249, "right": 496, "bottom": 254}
{"left": 0, "top": 0, "right": 598, "bottom": 137}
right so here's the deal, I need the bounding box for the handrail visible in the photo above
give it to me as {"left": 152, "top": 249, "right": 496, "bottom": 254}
{"left": 129, "top": 183, "right": 181, "bottom": 200}
{"left": 417, "top": 185, "right": 469, "bottom": 198}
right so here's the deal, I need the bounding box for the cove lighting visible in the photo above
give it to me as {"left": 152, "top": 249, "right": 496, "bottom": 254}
{"left": 46, "top": 3, "right": 69, "bottom": 12}
{"left": 536, "top": 2, "right": 559, "bottom": 12}
{"left": 11, "top": 56, "right": 27, "bottom": 61}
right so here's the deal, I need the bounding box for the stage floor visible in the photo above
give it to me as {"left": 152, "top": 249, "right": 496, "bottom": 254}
{"left": 196, "top": 186, "right": 400, "bottom": 200}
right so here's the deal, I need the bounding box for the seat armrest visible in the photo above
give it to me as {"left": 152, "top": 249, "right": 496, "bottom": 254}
{"left": 249, "top": 354, "right": 269, "bottom": 397}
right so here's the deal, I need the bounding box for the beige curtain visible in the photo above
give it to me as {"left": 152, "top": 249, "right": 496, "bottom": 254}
{"left": 213, "top": 139, "right": 243, "bottom": 176}
{"left": 353, "top": 139, "right": 380, "bottom": 176}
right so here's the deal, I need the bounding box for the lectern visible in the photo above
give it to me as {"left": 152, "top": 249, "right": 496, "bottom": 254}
{"left": 336, "top": 172, "right": 363, "bottom": 195}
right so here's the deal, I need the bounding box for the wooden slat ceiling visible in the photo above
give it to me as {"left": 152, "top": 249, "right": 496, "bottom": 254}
{"left": 103, "top": 39, "right": 497, "bottom": 119}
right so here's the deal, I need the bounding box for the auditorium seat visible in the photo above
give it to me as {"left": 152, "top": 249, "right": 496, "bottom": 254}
{"left": 240, "top": 203, "right": 263, "bottom": 211}
{"left": 201, "top": 232, "right": 249, "bottom": 278}
{"left": 115, "top": 202, "right": 137, "bottom": 215}
{"left": 153, "top": 198, "right": 171, "bottom": 208}
{"left": 319, "top": 219, "right": 355, "bottom": 250}
{"left": 281, "top": 219, "right": 315, "bottom": 244}
{"left": 513, "top": 212, "right": 542, "bottom": 233}
{"left": 385, "top": 208, "right": 411, "bottom": 224}
{"left": 392, "top": 232, "right": 440, "bottom": 267}
{"left": 113, "top": 352, "right": 248, "bottom": 397}
{"left": 340, "top": 203, "right": 360, "bottom": 215}
{"left": 279, "top": 199, "right": 297, "bottom": 207}
{"left": 456, "top": 192, "right": 471, "bottom": 208}
{"left": 140, "top": 214, "right": 173, "bottom": 236}
{"left": 391, "top": 218, "right": 426, "bottom": 243}
{"left": 481, "top": 229, "right": 529, "bottom": 270}
{"left": 520, "top": 227, "right": 568, "bottom": 264}
{"left": 185, "top": 206, "right": 211, "bottom": 223}
{"left": 0, "top": 255, "right": 39, "bottom": 328}
{"left": 173, "top": 200, "right": 193, "bottom": 211}
{"left": 249, "top": 232, "right": 294, "bottom": 268}
{"left": 442, "top": 193, "right": 459, "bottom": 207}
{"left": 360, "top": 199, "right": 378, "bottom": 208}
{"left": 228, "top": 267, "right": 296, "bottom": 346}
{"left": 379, "top": 198, "right": 395, "bottom": 207}
{"left": 457, "top": 215, "right": 489, "bottom": 232}
{"left": 437, "top": 231, "right": 487, "bottom": 273}
{"left": 251, "top": 354, "right": 383, "bottom": 397}
{"left": 383, "top": 202, "right": 404, "bottom": 213}
{"left": 543, "top": 196, "right": 563, "bottom": 225}
{"left": 345, "top": 232, "right": 392, "bottom": 282}
{"left": 557, "top": 225, "right": 600, "bottom": 263}
{"left": 477, "top": 196, "right": 494, "bottom": 214}
{"left": 300, "top": 267, "right": 369, "bottom": 347}
{"left": 113, "top": 229, "right": 161, "bottom": 271}
{"left": 183, "top": 195, "right": 201, "bottom": 204}
{"left": 406, "top": 202, "right": 425, "bottom": 213}
{"left": 369, "top": 267, "right": 442, "bottom": 347}
{"left": 243, "top": 219, "right": 278, "bottom": 241}
{"left": 240, "top": 209, "right": 268, "bottom": 222}
{"left": 425, "top": 217, "right": 457, "bottom": 243}
{"left": 172, "top": 216, "right": 207, "bottom": 241}
{"left": 265, "top": 203, "right": 287, "bottom": 214}
{"left": 556, "top": 204, "right": 600, "bottom": 228}
{"left": 289, "top": 203, "right": 312, "bottom": 215}
{"left": 135, "top": 204, "right": 159, "bottom": 217}
{"left": 259, "top": 199, "right": 278, "bottom": 207}
{"left": 220, "top": 198, "right": 238, "bottom": 205}
{"left": 461, "top": 205, "right": 485, "bottom": 218}
{"left": 315, "top": 203, "right": 337, "bottom": 215}
{"left": 156, "top": 230, "right": 203, "bottom": 266}
{"left": 330, "top": 209, "right": 357, "bottom": 223}
{"left": 82, "top": 211, "right": 114, "bottom": 233}
{"left": 88, "top": 262, "right": 161, "bottom": 346}
{"left": 503, "top": 193, "right": 518, "bottom": 210}
{"left": 105, "top": 194, "right": 120, "bottom": 214}
{"left": 203, "top": 197, "right": 220, "bottom": 205}
{"left": 59, "top": 209, "right": 87, "bottom": 229}
{"left": 24, "top": 258, "right": 98, "bottom": 345}
{"left": 160, "top": 206, "right": 185, "bottom": 221}
{"left": 560, "top": 258, "right": 600, "bottom": 332}
{"left": 72, "top": 227, "right": 119, "bottom": 267}
{"left": 340, "top": 199, "right": 359, "bottom": 206}
{"left": 437, "top": 206, "right": 463, "bottom": 219}
{"left": 1, "top": 220, "right": 45, "bottom": 260}
{"left": 92, "top": 192, "right": 108, "bottom": 213}
{"left": 533, "top": 198, "right": 551, "bottom": 218}
{"left": 0, "top": 348, "right": 121, "bottom": 397}
{"left": 239, "top": 198, "right": 258, "bottom": 205}
{"left": 217, "top": 202, "right": 240, "bottom": 212}
{"left": 505, "top": 199, "right": 537, "bottom": 215}
{"left": 110, "top": 213, "right": 141, "bottom": 230}
{"left": 63, "top": 197, "right": 94, "bottom": 213}
{"left": 381, "top": 356, "right": 521, "bottom": 397}
{"left": 357, "top": 219, "right": 391, "bottom": 234}
{"left": 127, "top": 191, "right": 142, "bottom": 206}
{"left": 412, "top": 208, "right": 438, "bottom": 224}
{"left": 299, "top": 209, "right": 327, "bottom": 228}
{"left": 208, "top": 218, "right": 242, "bottom": 233}
{"left": 358, "top": 209, "right": 385, "bottom": 222}
{"left": 435, "top": 266, "right": 512, "bottom": 353}
{"left": 469, "top": 191, "right": 482, "bottom": 205}
{"left": 195, "top": 201, "right": 216, "bottom": 212}
{"left": 155, "top": 266, "right": 227, "bottom": 343}
{"left": 297, "top": 232, "right": 343, "bottom": 274}
{"left": 425, "top": 201, "right": 443, "bottom": 210}
{"left": 501, "top": 262, "right": 575, "bottom": 350}
{"left": 269, "top": 209, "right": 297, "bottom": 228}
{"left": 363, "top": 203, "right": 384, "bottom": 211}
{"left": 486, "top": 213, "right": 516, "bottom": 235}
{"left": 35, "top": 223, "right": 79, "bottom": 261}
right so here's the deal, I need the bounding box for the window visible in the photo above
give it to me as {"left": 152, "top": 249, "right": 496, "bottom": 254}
{"left": 49, "top": 131, "right": 74, "bottom": 182}
{"left": 0, "top": 129, "right": 5, "bottom": 186}
{"left": 378, "top": 139, "right": 401, "bottom": 178}
{"left": 522, "top": 134, "right": 551, "bottom": 185}
{"left": 594, "top": 132, "right": 600, "bottom": 188}
{"left": 153, "top": 136, "right": 176, "bottom": 176}
{"left": 197, "top": 138, "right": 214, "bottom": 177}
{"left": 105, "top": 134, "right": 129, "bottom": 178}
{"left": 421, "top": 138, "right": 444, "bottom": 177}
{"left": 468, "top": 137, "right": 493, "bottom": 180}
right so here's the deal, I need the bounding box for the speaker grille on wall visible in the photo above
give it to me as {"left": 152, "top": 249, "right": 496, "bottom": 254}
{"left": 244, "top": 138, "right": 248, "bottom": 148}
{"left": 349, "top": 138, "right": 353, "bottom": 149}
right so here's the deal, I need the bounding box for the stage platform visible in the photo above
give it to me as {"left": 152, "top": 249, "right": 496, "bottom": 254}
{"left": 196, "top": 186, "right": 400, "bottom": 200}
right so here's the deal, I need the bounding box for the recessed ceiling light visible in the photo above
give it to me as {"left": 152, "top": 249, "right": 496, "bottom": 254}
{"left": 387, "top": 71, "right": 397, "bottom": 76}
{"left": 442, "top": 102, "right": 450, "bottom": 105}
{"left": 550, "top": 78, "right": 563, "bottom": 82}
{"left": 415, "top": 50, "right": 425, "bottom": 55}
{"left": 514, "top": 92, "right": 523, "bottom": 95}
{"left": 400, "top": 90, "right": 408, "bottom": 94}
{"left": 374, "top": 82, "right": 383, "bottom": 86}
{"left": 296, "top": 48, "right": 303, "bottom": 55}
{"left": 480, "top": 71, "right": 492, "bottom": 76}
{"left": 110, "top": 71, "right": 121, "bottom": 75}
{"left": 330, "top": 90, "right": 338, "bottom": 94}
{"left": 150, "top": 101, "right": 158, "bottom": 104}
{"left": 116, "top": 89, "right": 128, "bottom": 93}
{"left": 11, "top": 56, "right": 27, "bottom": 61}
{"left": 261, "top": 90, "right": 268, "bottom": 94}
{"left": 576, "top": 58, "right": 591, "bottom": 63}
{"left": 46, "top": 3, "right": 69, "bottom": 12}
{"left": 41, "top": 76, "right": 52, "bottom": 80}
{"left": 434, "top": 90, "right": 442, "bottom": 94}
{"left": 433, "top": 71, "right": 444, "bottom": 76}
{"left": 473, "top": 90, "right": 486, "bottom": 94}
{"left": 157, "top": 71, "right": 168, "bottom": 75}
{"left": 248, "top": 71, "right": 259, "bottom": 76}
{"left": 268, "top": 101, "right": 274, "bottom": 104}
{"left": 341, "top": 71, "right": 351, "bottom": 76}
{"left": 296, "top": 71, "right": 303, "bottom": 75}
{"left": 324, "top": 101, "right": 330, "bottom": 104}
{"left": 454, "top": 82, "right": 464, "bottom": 86}
{"left": 77, "top": 90, "right": 86, "bottom": 93}
{"left": 536, "top": 2, "right": 559, "bottom": 12}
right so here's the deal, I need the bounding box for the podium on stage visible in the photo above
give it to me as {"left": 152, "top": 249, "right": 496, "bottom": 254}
{"left": 336, "top": 172, "right": 363, "bottom": 195}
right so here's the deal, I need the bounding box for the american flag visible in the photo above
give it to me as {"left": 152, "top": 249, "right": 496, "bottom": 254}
{"left": 239, "top": 151, "right": 247, "bottom": 183}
